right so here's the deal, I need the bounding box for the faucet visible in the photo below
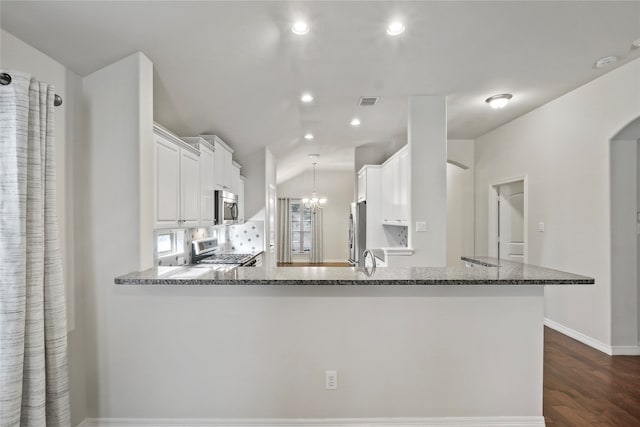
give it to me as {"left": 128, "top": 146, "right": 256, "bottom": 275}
{"left": 362, "top": 249, "right": 377, "bottom": 271}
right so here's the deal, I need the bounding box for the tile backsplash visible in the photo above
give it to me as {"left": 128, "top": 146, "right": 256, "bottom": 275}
{"left": 228, "top": 221, "right": 264, "bottom": 252}
{"left": 383, "top": 224, "right": 408, "bottom": 247}
{"left": 155, "top": 221, "right": 265, "bottom": 266}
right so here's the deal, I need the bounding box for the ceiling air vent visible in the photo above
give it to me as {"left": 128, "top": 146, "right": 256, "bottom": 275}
{"left": 359, "top": 96, "right": 379, "bottom": 106}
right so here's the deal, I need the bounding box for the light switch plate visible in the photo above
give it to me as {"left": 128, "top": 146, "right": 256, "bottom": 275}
{"left": 538, "top": 222, "right": 545, "bottom": 232}
{"left": 325, "top": 370, "right": 337, "bottom": 390}
{"left": 416, "top": 221, "right": 427, "bottom": 232}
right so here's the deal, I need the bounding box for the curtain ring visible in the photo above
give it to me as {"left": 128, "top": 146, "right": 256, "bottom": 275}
{"left": 0, "top": 73, "right": 12, "bottom": 85}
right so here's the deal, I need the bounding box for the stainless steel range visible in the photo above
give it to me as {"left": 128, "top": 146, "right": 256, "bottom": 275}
{"left": 191, "top": 237, "right": 261, "bottom": 267}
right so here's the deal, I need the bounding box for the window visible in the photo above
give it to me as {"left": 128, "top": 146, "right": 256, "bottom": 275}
{"left": 291, "top": 200, "right": 312, "bottom": 253}
{"left": 157, "top": 231, "right": 177, "bottom": 256}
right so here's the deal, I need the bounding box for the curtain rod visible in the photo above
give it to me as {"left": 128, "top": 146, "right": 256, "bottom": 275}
{"left": 0, "top": 72, "right": 63, "bottom": 106}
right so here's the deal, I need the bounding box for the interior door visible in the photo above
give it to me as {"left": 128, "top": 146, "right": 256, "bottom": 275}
{"left": 498, "top": 181, "right": 525, "bottom": 261}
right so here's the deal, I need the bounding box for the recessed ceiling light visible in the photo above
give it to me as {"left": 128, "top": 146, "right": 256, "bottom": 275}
{"left": 292, "top": 21, "right": 310, "bottom": 35}
{"left": 595, "top": 55, "right": 618, "bottom": 68}
{"left": 350, "top": 118, "right": 361, "bottom": 126}
{"left": 304, "top": 133, "right": 314, "bottom": 140}
{"left": 301, "top": 93, "right": 314, "bottom": 103}
{"left": 386, "top": 22, "right": 405, "bottom": 36}
{"left": 485, "top": 94, "right": 513, "bottom": 109}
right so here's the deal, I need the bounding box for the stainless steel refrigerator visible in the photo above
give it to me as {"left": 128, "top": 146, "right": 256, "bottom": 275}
{"left": 348, "top": 203, "right": 357, "bottom": 265}
{"left": 348, "top": 201, "right": 367, "bottom": 267}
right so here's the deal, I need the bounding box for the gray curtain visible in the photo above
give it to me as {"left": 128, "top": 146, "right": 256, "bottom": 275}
{"left": 0, "top": 71, "right": 70, "bottom": 426}
{"left": 310, "top": 205, "right": 324, "bottom": 264}
{"left": 277, "top": 198, "right": 291, "bottom": 263}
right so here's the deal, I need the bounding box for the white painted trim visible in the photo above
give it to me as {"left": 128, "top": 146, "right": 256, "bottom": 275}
{"left": 544, "top": 318, "right": 613, "bottom": 355}
{"left": 611, "top": 345, "right": 640, "bottom": 355}
{"left": 488, "top": 176, "right": 528, "bottom": 263}
{"left": 383, "top": 247, "right": 415, "bottom": 256}
{"left": 76, "top": 419, "right": 90, "bottom": 427}
{"left": 80, "top": 417, "right": 545, "bottom": 427}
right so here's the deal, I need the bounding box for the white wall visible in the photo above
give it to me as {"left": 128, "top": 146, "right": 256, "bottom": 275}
{"left": 278, "top": 170, "right": 355, "bottom": 262}
{"left": 237, "top": 147, "right": 277, "bottom": 267}
{"left": 446, "top": 140, "right": 475, "bottom": 266}
{"left": 407, "top": 96, "right": 447, "bottom": 266}
{"left": 73, "top": 285, "right": 545, "bottom": 421}
{"left": 475, "top": 58, "right": 640, "bottom": 347}
{"left": 80, "top": 52, "right": 154, "bottom": 417}
{"left": 0, "top": 28, "right": 88, "bottom": 426}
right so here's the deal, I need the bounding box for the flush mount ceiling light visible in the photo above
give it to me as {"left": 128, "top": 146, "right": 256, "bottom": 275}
{"left": 595, "top": 55, "right": 618, "bottom": 68}
{"left": 292, "top": 21, "right": 310, "bottom": 35}
{"left": 485, "top": 93, "right": 513, "bottom": 109}
{"left": 300, "top": 93, "right": 314, "bottom": 103}
{"left": 350, "top": 118, "right": 361, "bottom": 127}
{"left": 386, "top": 21, "right": 405, "bottom": 36}
{"left": 304, "top": 133, "right": 314, "bottom": 140}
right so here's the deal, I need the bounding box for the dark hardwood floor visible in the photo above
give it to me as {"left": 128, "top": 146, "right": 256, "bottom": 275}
{"left": 544, "top": 327, "right": 640, "bottom": 426}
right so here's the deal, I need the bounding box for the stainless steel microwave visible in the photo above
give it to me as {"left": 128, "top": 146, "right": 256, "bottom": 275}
{"left": 215, "top": 190, "right": 238, "bottom": 225}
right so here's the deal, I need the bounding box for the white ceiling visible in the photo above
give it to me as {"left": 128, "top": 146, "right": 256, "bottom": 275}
{"left": 2, "top": 1, "right": 639, "bottom": 182}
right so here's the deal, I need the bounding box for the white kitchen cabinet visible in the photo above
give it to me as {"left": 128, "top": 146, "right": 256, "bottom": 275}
{"left": 231, "top": 161, "right": 241, "bottom": 195}
{"left": 180, "top": 149, "right": 200, "bottom": 227}
{"left": 153, "top": 124, "right": 200, "bottom": 229}
{"left": 200, "top": 135, "right": 233, "bottom": 192}
{"left": 182, "top": 137, "right": 216, "bottom": 227}
{"left": 382, "top": 146, "right": 409, "bottom": 226}
{"left": 398, "top": 147, "right": 410, "bottom": 224}
{"left": 357, "top": 169, "right": 366, "bottom": 202}
{"left": 238, "top": 175, "right": 246, "bottom": 223}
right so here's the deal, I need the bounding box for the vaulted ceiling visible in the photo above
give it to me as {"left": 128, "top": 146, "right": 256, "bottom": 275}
{"left": 2, "top": 1, "right": 639, "bottom": 181}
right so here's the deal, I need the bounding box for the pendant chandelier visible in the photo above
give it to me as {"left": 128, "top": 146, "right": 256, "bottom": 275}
{"left": 302, "top": 162, "right": 327, "bottom": 207}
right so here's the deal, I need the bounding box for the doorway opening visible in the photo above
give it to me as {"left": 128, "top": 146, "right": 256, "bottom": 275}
{"left": 488, "top": 177, "right": 528, "bottom": 262}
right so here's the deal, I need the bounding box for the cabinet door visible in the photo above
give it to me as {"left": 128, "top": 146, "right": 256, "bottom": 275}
{"left": 181, "top": 149, "right": 200, "bottom": 227}
{"left": 357, "top": 171, "right": 366, "bottom": 202}
{"left": 199, "top": 146, "right": 215, "bottom": 225}
{"left": 390, "top": 157, "right": 401, "bottom": 224}
{"left": 398, "top": 148, "right": 410, "bottom": 224}
{"left": 154, "top": 135, "right": 180, "bottom": 228}
{"left": 214, "top": 145, "right": 225, "bottom": 190}
{"left": 381, "top": 161, "right": 393, "bottom": 224}
{"left": 223, "top": 149, "right": 233, "bottom": 191}
{"left": 231, "top": 164, "right": 241, "bottom": 195}
{"left": 237, "top": 178, "right": 245, "bottom": 223}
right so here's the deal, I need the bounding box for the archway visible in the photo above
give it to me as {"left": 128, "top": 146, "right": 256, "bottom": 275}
{"left": 610, "top": 116, "right": 640, "bottom": 354}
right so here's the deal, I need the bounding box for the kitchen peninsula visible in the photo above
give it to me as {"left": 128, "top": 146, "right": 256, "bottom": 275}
{"left": 113, "top": 258, "right": 592, "bottom": 426}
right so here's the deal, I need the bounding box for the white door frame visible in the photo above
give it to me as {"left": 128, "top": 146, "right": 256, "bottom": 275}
{"left": 488, "top": 175, "right": 528, "bottom": 262}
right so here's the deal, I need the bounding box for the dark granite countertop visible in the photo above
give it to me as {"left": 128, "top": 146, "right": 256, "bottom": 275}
{"left": 115, "top": 256, "right": 594, "bottom": 286}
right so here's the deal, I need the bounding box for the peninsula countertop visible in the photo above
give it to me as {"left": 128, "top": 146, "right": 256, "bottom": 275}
{"left": 114, "top": 256, "right": 594, "bottom": 286}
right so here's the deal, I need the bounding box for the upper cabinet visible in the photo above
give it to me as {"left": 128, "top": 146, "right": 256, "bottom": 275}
{"left": 153, "top": 124, "right": 200, "bottom": 229}
{"left": 231, "top": 161, "right": 241, "bottom": 195}
{"left": 181, "top": 137, "right": 215, "bottom": 227}
{"left": 357, "top": 169, "right": 366, "bottom": 202}
{"left": 381, "top": 146, "right": 409, "bottom": 226}
{"left": 201, "top": 135, "right": 234, "bottom": 192}
{"left": 237, "top": 175, "right": 246, "bottom": 223}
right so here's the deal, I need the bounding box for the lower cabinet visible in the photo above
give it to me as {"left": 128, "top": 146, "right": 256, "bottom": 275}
{"left": 153, "top": 125, "right": 200, "bottom": 229}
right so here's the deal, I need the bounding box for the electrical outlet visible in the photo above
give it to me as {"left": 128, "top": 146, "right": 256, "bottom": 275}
{"left": 325, "top": 370, "right": 337, "bottom": 390}
{"left": 416, "top": 221, "right": 427, "bottom": 232}
{"left": 538, "top": 222, "right": 545, "bottom": 232}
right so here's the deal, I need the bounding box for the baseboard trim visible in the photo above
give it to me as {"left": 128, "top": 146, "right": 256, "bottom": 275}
{"left": 80, "top": 416, "right": 546, "bottom": 427}
{"left": 544, "top": 318, "right": 612, "bottom": 355}
{"left": 611, "top": 345, "right": 640, "bottom": 356}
